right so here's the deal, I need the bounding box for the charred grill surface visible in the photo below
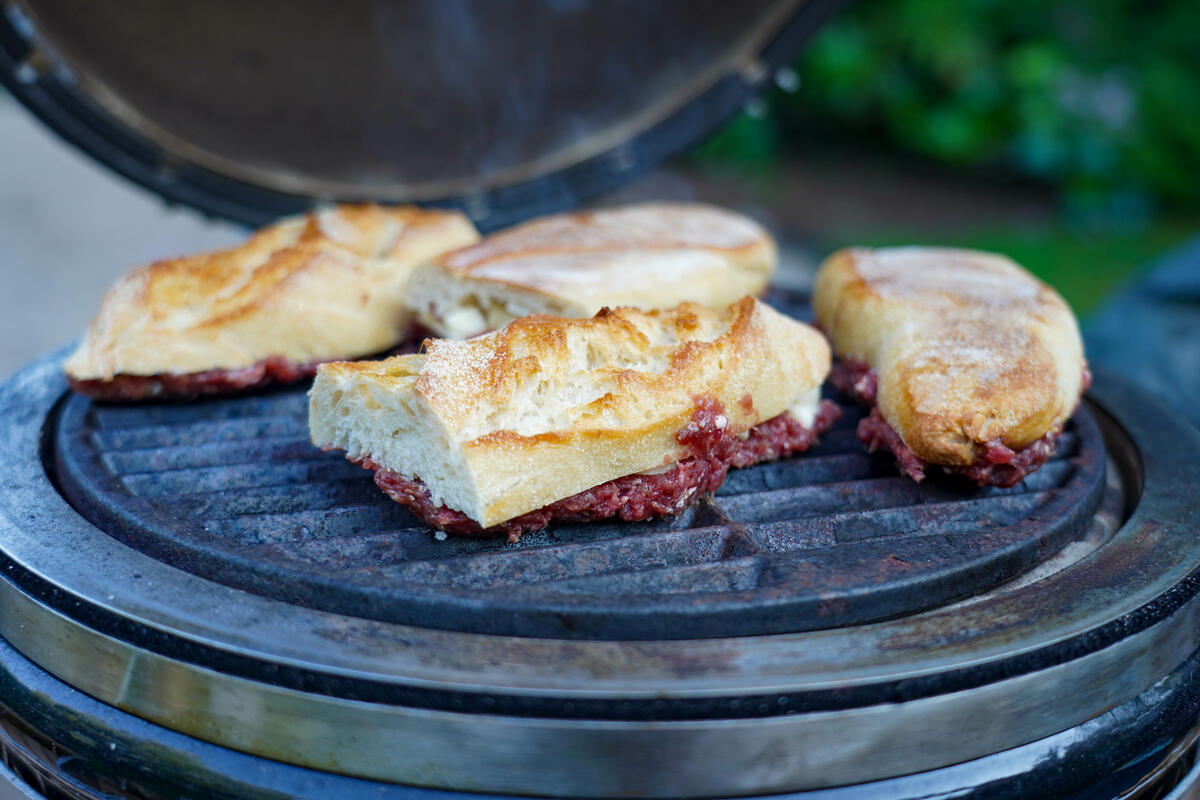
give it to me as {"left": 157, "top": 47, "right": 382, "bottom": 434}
{"left": 49, "top": 293, "right": 1107, "bottom": 640}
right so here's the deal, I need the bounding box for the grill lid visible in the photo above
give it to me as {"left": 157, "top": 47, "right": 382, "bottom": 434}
{"left": 0, "top": 0, "right": 842, "bottom": 229}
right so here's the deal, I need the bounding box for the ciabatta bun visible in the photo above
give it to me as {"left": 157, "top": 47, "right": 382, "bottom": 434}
{"left": 310, "top": 297, "right": 828, "bottom": 529}
{"left": 405, "top": 203, "right": 775, "bottom": 338}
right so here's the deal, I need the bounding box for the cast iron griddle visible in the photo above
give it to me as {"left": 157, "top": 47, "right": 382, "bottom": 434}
{"left": 48, "top": 291, "right": 1106, "bottom": 640}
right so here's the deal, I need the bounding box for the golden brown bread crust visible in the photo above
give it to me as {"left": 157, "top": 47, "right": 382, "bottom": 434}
{"left": 404, "top": 203, "right": 776, "bottom": 337}
{"left": 812, "top": 247, "right": 1087, "bottom": 466}
{"left": 309, "top": 297, "right": 829, "bottom": 529}
{"left": 63, "top": 204, "right": 479, "bottom": 381}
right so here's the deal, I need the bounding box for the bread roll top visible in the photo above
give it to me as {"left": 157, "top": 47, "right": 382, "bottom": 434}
{"left": 64, "top": 204, "right": 479, "bottom": 380}
{"left": 813, "top": 247, "right": 1086, "bottom": 465}
{"left": 405, "top": 203, "right": 776, "bottom": 338}
{"left": 310, "top": 297, "right": 829, "bottom": 528}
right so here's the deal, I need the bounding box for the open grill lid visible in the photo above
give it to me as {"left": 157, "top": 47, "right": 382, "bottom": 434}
{"left": 0, "top": 0, "right": 842, "bottom": 229}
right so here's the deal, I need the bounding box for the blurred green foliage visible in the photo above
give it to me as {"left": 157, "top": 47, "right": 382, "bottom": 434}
{"left": 697, "top": 0, "right": 1200, "bottom": 219}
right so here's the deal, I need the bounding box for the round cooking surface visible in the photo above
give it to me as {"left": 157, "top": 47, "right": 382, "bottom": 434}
{"left": 49, "top": 290, "right": 1106, "bottom": 640}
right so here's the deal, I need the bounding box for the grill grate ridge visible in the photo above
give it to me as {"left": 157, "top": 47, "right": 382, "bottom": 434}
{"left": 101, "top": 437, "right": 321, "bottom": 474}
{"left": 357, "top": 526, "right": 742, "bottom": 588}
{"left": 91, "top": 419, "right": 305, "bottom": 450}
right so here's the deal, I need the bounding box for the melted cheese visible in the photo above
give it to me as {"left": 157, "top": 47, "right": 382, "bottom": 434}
{"left": 786, "top": 386, "right": 822, "bottom": 428}
{"left": 423, "top": 296, "right": 550, "bottom": 340}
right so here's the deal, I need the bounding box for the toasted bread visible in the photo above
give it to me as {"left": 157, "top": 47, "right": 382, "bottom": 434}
{"left": 64, "top": 204, "right": 479, "bottom": 385}
{"left": 813, "top": 247, "right": 1086, "bottom": 467}
{"left": 405, "top": 203, "right": 775, "bottom": 338}
{"left": 310, "top": 297, "right": 829, "bottom": 530}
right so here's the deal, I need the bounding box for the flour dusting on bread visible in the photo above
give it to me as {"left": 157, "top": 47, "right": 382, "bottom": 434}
{"left": 406, "top": 203, "right": 776, "bottom": 339}
{"left": 857, "top": 248, "right": 1043, "bottom": 308}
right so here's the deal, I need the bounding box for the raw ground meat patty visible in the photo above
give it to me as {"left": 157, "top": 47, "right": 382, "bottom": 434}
{"left": 68, "top": 357, "right": 321, "bottom": 402}
{"left": 69, "top": 328, "right": 435, "bottom": 402}
{"left": 358, "top": 397, "right": 841, "bottom": 541}
{"left": 829, "top": 358, "right": 1081, "bottom": 488}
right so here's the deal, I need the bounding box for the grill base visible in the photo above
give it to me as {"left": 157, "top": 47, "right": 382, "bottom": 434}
{"left": 2, "top": 629, "right": 1200, "bottom": 800}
